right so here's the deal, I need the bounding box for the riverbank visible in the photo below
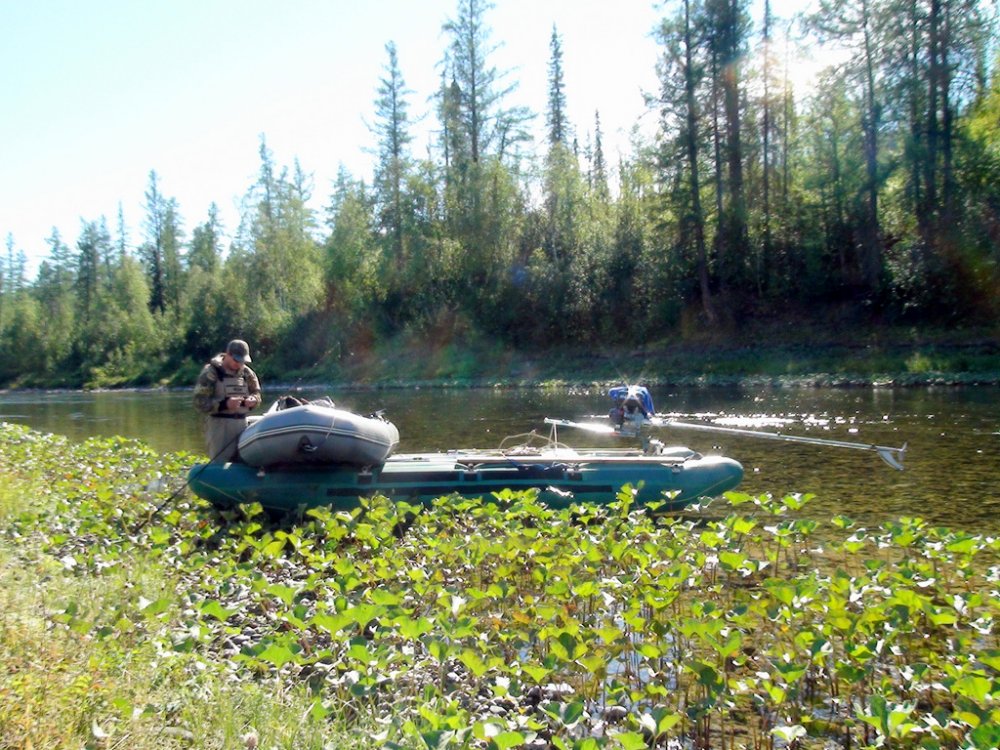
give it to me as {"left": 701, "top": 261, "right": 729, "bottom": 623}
{"left": 255, "top": 324, "right": 1000, "bottom": 390}
{"left": 4, "top": 323, "right": 999, "bottom": 391}
{"left": 3, "top": 424, "right": 1000, "bottom": 749}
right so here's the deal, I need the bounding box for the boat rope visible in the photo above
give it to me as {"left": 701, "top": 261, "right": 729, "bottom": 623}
{"left": 495, "top": 429, "right": 579, "bottom": 472}
{"left": 132, "top": 428, "right": 244, "bottom": 534}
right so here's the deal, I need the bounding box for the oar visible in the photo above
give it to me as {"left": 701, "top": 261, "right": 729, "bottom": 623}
{"left": 652, "top": 418, "right": 907, "bottom": 471}
{"left": 544, "top": 418, "right": 618, "bottom": 435}
{"left": 544, "top": 417, "right": 907, "bottom": 470}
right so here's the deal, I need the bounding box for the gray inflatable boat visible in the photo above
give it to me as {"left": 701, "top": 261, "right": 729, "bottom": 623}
{"left": 238, "top": 399, "right": 399, "bottom": 468}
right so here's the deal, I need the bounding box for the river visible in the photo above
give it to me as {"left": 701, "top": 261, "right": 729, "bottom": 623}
{"left": 2, "top": 385, "right": 998, "bottom": 531}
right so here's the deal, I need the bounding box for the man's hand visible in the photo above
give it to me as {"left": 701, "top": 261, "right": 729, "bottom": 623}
{"left": 243, "top": 395, "right": 260, "bottom": 410}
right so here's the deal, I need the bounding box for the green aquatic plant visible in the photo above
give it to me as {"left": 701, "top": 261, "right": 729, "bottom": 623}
{"left": 3, "top": 421, "right": 1000, "bottom": 748}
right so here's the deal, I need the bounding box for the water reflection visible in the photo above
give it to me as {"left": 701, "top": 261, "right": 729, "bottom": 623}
{"left": 2, "top": 385, "right": 998, "bottom": 531}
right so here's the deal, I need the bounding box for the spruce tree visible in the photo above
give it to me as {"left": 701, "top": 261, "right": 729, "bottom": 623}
{"left": 372, "top": 41, "right": 414, "bottom": 273}
{"left": 547, "top": 25, "right": 569, "bottom": 147}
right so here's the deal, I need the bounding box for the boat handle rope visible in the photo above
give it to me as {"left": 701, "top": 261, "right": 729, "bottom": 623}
{"left": 132, "top": 428, "right": 244, "bottom": 534}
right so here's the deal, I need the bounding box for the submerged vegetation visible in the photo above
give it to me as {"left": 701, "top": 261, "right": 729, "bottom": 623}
{"left": 3, "top": 421, "right": 1000, "bottom": 749}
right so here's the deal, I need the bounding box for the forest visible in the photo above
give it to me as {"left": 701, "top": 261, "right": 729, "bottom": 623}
{"left": 0, "top": 0, "right": 998, "bottom": 388}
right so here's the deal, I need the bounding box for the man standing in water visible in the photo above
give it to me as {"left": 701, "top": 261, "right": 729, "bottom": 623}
{"left": 193, "top": 339, "right": 262, "bottom": 463}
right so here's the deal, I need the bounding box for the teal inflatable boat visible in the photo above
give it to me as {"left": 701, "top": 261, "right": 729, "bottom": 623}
{"left": 188, "top": 442, "right": 743, "bottom": 513}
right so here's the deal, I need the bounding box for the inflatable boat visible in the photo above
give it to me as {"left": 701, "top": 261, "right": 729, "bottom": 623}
{"left": 237, "top": 398, "right": 399, "bottom": 468}
{"left": 186, "top": 380, "right": 908, "bottom": 516}
{"left": 189, "top": 429, "right": 744, "bottom": 513}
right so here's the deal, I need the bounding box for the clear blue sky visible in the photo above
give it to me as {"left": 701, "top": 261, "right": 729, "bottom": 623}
{"left": 0, "top": 0, "right": 672, "bottom": 266}
{"left": 1, "top": 0, "right": 809, "bottom": 275}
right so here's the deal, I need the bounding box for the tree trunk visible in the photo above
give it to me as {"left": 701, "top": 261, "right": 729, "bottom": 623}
{"left": 683, "top": 0, "right": 716, "bottom": 323}
{"left": 860, "top": 0, "right": 882, "bottom": 293}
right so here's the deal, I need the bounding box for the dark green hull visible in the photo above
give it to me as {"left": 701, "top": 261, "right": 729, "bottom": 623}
{"left": 188, "top": 450, "right": 744, "bottom": 512}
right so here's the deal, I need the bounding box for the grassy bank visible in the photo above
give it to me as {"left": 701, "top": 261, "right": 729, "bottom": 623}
{"left": 260, "top": 324, "right": 1000, "bottom": 390}
{"left": 6, "top": 323, "right": 999, "bottom": 391}
{"left": 2, "top": 423, "right": 1000, "bottom": 749}
{"left": 0, "top": 431, "right": 375, "bottom": 749}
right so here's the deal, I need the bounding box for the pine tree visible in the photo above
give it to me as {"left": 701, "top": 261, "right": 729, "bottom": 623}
{"left": 441, "top": 0, "right": 531, "bottom": 166}
{"left": 140, "top": 171, "right": 166, "bottom": 312}
{"left": 801, "top": 71, "right": 866, "bottom": 288}
{"left": 439, "top": 0, "right": 528, "bottom": 317}
{"left": 75, "top": 220, "right": 111, "bottom": 322}
{"left": 161, "top": 200, "right": 184, "bottom": 314}
{"left": 547, "top": 25, "right": 569, "bottom": 147}
{"left": 115, "top": 202, "right": 130, "bottom": 263}
{"left": 592, "top": 111, "right": 609, "bottom": 201}
{"left": 372, "top": 41, "right": 414, "bottom": 273}
{"left": 809, "top": 0, "right": 886, "bottom": 294}
{"left": 705, "top": 0, "right": 751, "bottom": 300}
{"left": 325, "top": 173, "right": 381, "bottom": 319}
{"left": 543, "top": 24, "right": 580, "bottom": 269}
{"left": 229, "top": 137, "right": 323, "bottom": 345}
{"left": 139, "top": 171, "right": 184, "bottom": 314}
{"left": 656, "top": 0, "right": 716, "bottom": 322}
{"left": 188, "top": 204, "right": 223, "bottom": 274}
{"left": 3, "top": 233, "right": 26, "bottom": 295}
{"left": 761, "top": 0, "right": 774, "bottom": 271}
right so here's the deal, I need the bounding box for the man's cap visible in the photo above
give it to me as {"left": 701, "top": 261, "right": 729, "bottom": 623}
{"left": 226, "top": 339, "right": 252, "bottom": 363}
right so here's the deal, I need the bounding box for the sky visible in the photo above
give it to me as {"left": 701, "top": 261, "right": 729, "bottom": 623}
{"left": 1, "top": 0, "right": 813, "bottom": 276}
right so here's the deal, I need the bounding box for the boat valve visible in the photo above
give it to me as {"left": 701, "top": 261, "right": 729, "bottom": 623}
{"left": 644, "top": 438, "right": 665, "bottom": 455}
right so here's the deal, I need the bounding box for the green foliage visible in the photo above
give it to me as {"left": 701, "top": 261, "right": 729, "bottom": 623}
{"left": 325, "top": 173, "right": 385, "bottom": 321}
{"left": 1, "top": 1, "right": 998, "bottom": 388}
{"left": 4, "top": 422, "right": 1000, "bottom": 748}
{"left": 0, "top": 290, "right": 47, "bottom": 379}
{"left": 228, "top": 138, "right": 325, "bottom": 350}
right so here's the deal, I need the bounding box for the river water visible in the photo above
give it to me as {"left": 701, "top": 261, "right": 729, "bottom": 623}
{"left": 2, "top": 385, "right": 998, "bottom": 531}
